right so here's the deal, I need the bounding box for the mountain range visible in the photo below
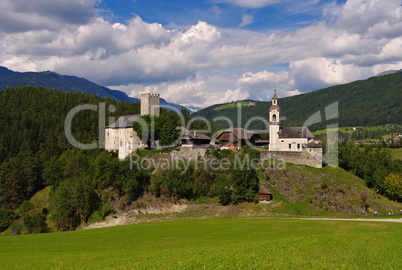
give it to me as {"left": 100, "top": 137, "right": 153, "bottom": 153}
{"left": 192, "top": 71, "right": 402, "bottom": 130}
{"left": 0, "top": 66, "right": 186, "bottom": 111}
{"left": 1, "top": 65, "right": 401, "bottom": 128}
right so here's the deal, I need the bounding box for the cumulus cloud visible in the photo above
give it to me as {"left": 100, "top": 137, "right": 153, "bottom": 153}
{"left": 236, "top": 70, "right": 301, "bottom": 100}
{"left": 1, "top": 0, "right": 402, "bottom": 108}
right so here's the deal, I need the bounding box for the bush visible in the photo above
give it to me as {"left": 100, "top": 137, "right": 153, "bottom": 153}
{"left": 100, "top": 203, "right": 115, "bottom": 219}
{"left": 23, "top": 214, "right": 48, "bottom": 234}
{"left": 0, "top": 208, "right": 18, "bottom": 232}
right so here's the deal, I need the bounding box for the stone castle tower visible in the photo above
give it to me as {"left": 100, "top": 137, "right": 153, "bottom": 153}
{"left": 269, "top": 90, "right": 280, "bottom": 151}
{"left": 141, "top": 93, "right": 160, "bottom": 116}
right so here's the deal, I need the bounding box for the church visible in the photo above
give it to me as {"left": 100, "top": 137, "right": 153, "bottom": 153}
{"left": 264, "top": 91, "right": 323, "bottom": 168}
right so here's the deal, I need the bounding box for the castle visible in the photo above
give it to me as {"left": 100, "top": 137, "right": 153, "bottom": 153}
{"left": 105, "top": 93, "right": 160, "bottom": 159}
{"left": 105, "top": 91, "right": 322, "bottom": 167}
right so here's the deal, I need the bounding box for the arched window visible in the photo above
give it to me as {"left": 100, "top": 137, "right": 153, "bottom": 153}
{"left": 272, "top": 114, "right": 276, "bottom": 122}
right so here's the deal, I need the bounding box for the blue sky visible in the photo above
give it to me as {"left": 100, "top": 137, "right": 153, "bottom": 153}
{"left": 0, "top": 0, "right": 401, "bottom": 109}
{"left": 99, "top": 0, "right": 346, "bottom": 30}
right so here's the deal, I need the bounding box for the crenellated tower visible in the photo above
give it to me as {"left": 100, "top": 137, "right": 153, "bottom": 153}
{"left": 141, "top": 93, "right": 160, "bottom": 116}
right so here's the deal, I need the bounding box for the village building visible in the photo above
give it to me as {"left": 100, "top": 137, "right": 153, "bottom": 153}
{"left": 212, "top": 128, "right": 267, "bottom": 149}
{"left": 105, "top": 93, "right": 160, "bottom": 159}
{"left": 176, "top": 126, "right": 211, "bottom": 148}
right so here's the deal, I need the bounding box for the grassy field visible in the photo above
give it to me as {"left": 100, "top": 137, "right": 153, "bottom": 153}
{"left": 213, "top": 101, "right": 254, "bottom": 111}
{"left": 1, "top": 218, "right": 401, "bottom": 269}
{"left": 313, "top": 125, "right": 398, "bottom": 136}
{"left": 389, "top": 148, "right": 402, "bottom": 160}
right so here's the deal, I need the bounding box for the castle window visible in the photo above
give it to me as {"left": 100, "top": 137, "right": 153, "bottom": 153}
{"left": 289, "top": 144, "right": 291, "bottom": 149}
{"left": 273, "top": 114, "right": 276, "bottom": 122}
{"left": 297, "top": 143, "right": 300, "bottom": 149}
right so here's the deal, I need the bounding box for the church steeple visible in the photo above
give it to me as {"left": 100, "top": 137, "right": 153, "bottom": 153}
{"left": 269, "top": 89, "right": 280, "bottom": 123}
{"left": 269, "top": 89, "right": 280, "bottom": 151}
{"left": 272, "top": 89, "right": 278, "bottom": 103}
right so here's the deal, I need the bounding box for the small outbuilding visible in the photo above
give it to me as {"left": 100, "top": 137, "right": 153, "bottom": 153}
{"left": 176, "top": 126, "right": 211, "bottom": 147}
{"left": 259, "top": 193, "right": 272, "bottom": 203}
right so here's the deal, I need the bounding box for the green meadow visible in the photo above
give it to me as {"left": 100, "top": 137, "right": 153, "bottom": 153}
{"left": 213, "top": 101, "right": 253, "bottom": 111}
{"left": 1, "top": 218, "right": 401, "bottom": 269}
{"left": 389, "top": 148, "right": 402, "bottom": 160}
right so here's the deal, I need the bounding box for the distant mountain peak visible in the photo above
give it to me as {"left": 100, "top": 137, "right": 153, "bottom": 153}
{"left": 0, "top": 66, "right": 18, "bottom": 79}
{"left": 374, "top": 69, "right": 402, "bottom": 77}
{"left": 0, "top": 66, "right": 190, "bottom": 112}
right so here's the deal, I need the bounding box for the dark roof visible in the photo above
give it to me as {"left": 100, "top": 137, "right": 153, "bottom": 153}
{"left": 215, "top": 128, "right": 258, "bottom": 140}
{"left": 278, "top": 127, "right": 314, "bottom": 139}
{"left": 177, "top": 126, "right": 211, "bottom": 140}
{"left": 106, "top": 115, "right": 139, "bottom": 129}
{"left": 269, "top": 104, "right": 281, "bottom": 111}
{"left": 303, "top": 142, "right": 322, "bottom": 148}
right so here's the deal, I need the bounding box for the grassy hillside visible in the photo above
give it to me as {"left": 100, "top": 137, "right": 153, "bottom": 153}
{"left": 1, "top": 218, "right": 401, "bottom": 269}
{"left": 261, "top": 164, "right": 401, "bottom": 216}
{"left": 390, "top": 148, "right": 402, "bottom": 160}
{"left": 2, "top": 162, "right": 401, "bottom": 237}
{"left": 192, "top": 72, "right": 402, "bottom": 131}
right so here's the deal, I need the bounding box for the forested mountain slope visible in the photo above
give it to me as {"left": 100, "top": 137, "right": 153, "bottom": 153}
{"left": 192, "top": 72, "right": 402, "bottom": 131}
{"left": 0, "top": 67, "right": 186, "bottom": 111}
{"left": 0, "top": 86, "right": 140, "bottom": 208}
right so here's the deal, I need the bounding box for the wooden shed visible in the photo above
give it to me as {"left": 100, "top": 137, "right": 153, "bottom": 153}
{"left": 259, "top": 193, "right": 272, "bottom": 203}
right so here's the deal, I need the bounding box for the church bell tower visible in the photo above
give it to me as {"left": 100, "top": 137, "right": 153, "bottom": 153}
{"left": 269, "top": 90, "right": 280, "bottom": 151}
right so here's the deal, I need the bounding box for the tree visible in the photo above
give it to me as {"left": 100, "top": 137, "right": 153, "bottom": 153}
{"left": 230, "top": 167, "right": 259, "bottom": 204}
{"left": 23, "top": 214, "right": 48, "bottom": 234}
{"left": 51, "top": 177, "right": 99, "bottom": 231}
{"left": 180, "top": 107, "right": 190, "bottom": 126}
{"left": 133, "top": 112, "right": 180, "bottom": 148}
{"left": 384, "top": 173, "right": 402, "bottom": 202}
{"left": 0, "top": 208, "right": 18, "bottom": 232}
{"left": 42, "top": 156, "right": 63, "bottom": 188}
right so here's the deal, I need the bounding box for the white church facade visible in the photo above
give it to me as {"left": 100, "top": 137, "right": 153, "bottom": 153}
{"left": 265, "top": 91, "right": 323, "bottom": 168}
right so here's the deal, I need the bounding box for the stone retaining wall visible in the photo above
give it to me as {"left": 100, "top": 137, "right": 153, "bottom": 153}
{"left": 260, "top": 148, "right": 322, "bottom": 168}
{"left": 170, "top": 146, "right": 207, "bottom": 161}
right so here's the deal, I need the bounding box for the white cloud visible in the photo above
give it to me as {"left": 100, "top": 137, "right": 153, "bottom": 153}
{"left": 211, "top": 6, "right": 223, "bottom": 15}
{"left": 335, "top": 0, "right": 402, "bottom": 36}
{"left": 1, "top": 0, "right": 402, "bottom": 108}
{"left": 236, "top": 70, "right": 301, "bottom": 100}
{"left": 239, "top": 14, "right": 254, "bottom": 27}
{"left": 213, "top": 0, "right": 283, "bottom": 8}
{"left": 0, "top": 0, "right": 98, "bottom": 33}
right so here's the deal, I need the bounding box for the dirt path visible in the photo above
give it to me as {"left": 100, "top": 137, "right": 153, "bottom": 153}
{"left": 299, "top": 217, "right": 402, "bottom": 223}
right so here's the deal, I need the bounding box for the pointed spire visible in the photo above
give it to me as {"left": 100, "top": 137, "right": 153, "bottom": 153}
{"left": 272, "top": 88, "right": 278, "bottom": 100}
